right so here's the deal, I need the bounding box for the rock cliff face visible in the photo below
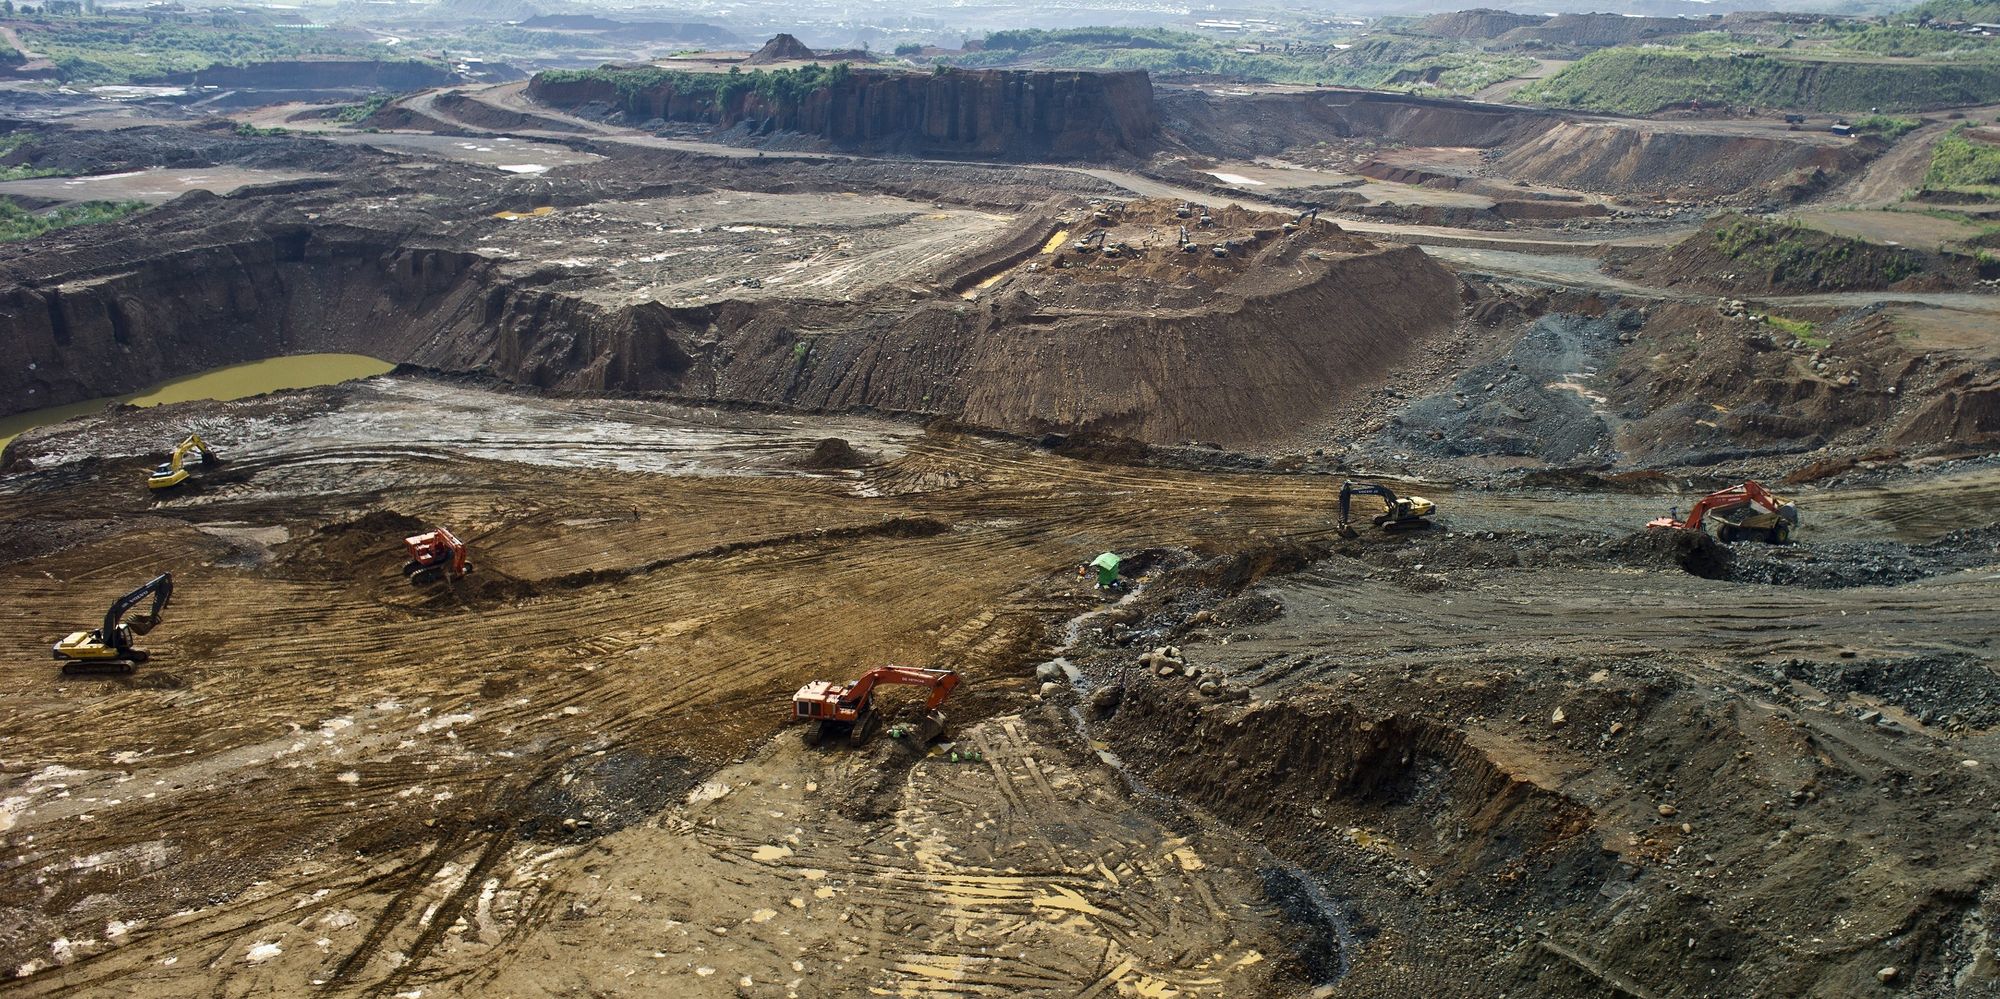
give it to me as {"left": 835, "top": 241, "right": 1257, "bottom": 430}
{"left": 527, "top": 67, "right": 1159, "bottom": 160}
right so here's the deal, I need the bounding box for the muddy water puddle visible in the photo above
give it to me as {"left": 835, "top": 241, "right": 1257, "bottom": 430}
{"left": 1, "top": 353, "right": 393, "bottom": 451}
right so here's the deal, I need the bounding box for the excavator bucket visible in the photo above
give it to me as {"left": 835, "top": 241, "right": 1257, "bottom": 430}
{"left": 1336, "top": 521, "right": 1360, "bottom": 540}
{"left": 912, "top": 709, "right": 947, "bottom": 745}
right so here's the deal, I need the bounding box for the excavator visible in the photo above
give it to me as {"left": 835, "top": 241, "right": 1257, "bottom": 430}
{"left": 1648, "top": 481, "right": 1799, "bottom": 544}
{"left": 147, "top": 433, "right": 218, "bottom": 491}
{"left": 1283, "top": 207, "right": 1320, "bottom": 233}
{"left": 1336, "top": 481, "right": 1437, "bottom": 538}
{"left": 793, "top": 666, "right": 961, "bottom": 748}
{"left": 402, "top": 526, "right": 472, "bottom": 585}
{"left": 52, "top": 573, "right": 173, "bottom": 673}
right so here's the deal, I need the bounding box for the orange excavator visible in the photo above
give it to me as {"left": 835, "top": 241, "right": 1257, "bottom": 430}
{"left": 1648, "top": 480, "right": 1800, "bottom": 544}
{"left": 793, "top": 666, "right": 960, "bottom": 747}
{"left": 402, "top": 526, "right": 472, "bottom": 585}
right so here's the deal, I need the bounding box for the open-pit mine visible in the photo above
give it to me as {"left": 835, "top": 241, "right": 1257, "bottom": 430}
{"left": 2, "top": 41, "right": 1999, "bottom": 999}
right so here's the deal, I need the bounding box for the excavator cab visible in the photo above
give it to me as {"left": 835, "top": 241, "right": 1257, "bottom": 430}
{"left": 1336, "top": 481, "right": 1436, "bottom": 539}
{"left": 794, "top": 666, "right": 960, "bottom": 748}
{"left": 147, "top": 433, "right": 219, "bottom": 491}
{"left": 53, "top": 573, "right": 173, "bottom": 673}
{"left": 403, "top": 526, "right": 472, "bottom": 585}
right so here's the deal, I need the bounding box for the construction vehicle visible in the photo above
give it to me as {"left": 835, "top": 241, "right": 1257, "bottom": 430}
{"left": 1175, "top": 202, "right": 1192, "bottom": 219}
{"left": 1283, "top": 207, "right": 1319, "bottom": 233}
{"left": 1079, "top": 551, "right": 1124, "bottom": 591}
{"left": 147, "top": 433, "right": 218, "bottom": 490}
{"left": 793, "top": 666, "right": 961, "bottom": 747}
{"left": 1072, "top": 230, "right": 1107, "bottom": 254}
{"left": 1198, "top": 208, "right": 1214, "bottom": 227}
{"left": 402, "top": 526, "right": 472, "bottom": 585}
{"left": 1336, "top": 481, "right": 1437, "bottom": 538}
{"left": 1178, "top": 225, "right": 1199, "bottom": 253}
{"left": 1648, "top": 481, "right": 1799, "bottom": 544}
{"left": 52, "top": 573, "right": 173, "bottom": 673}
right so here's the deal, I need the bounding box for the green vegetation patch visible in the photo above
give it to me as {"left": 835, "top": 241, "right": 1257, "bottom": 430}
{"left": 1762, "top": 314, "right": 1822, "bottom": 345}
{"left": 21, "top": 16, "right": 393, "bottom": 85}
{"left": 1712, "top": 215, "right": 1924, "bottom": 285}
{"left": 1925, "top": 125, "right": 2000, "bottom": 195}
{"left": 0, "top": 198, "right": 147, "bottom": 243}
{"left": 536, "top": 62, "right": 852, "bottom": 112}
{"left": 1520, "top": 48, "right": 2000, "bottom": 113}
{"left": 942, "top": 26, "right": 1533, "bottom": 95}
{"left": 1850, "top": 114, "right": 1922, "bottom": 139}
{"left": 0, "top": 131, "right": 65, "bottom": 181}
{"left": 333, "top": 93, "right": 394, "bottom": 123}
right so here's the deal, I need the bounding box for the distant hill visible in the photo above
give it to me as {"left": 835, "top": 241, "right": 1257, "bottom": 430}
{"left": 1907, "top": 0, "right": 2000, "bottom": 22}
{"left": 517, "top": 14, "right": 741, "bottom": 46}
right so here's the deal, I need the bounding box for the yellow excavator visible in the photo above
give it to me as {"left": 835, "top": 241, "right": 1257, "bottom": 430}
{"left": 52, "top": 573, "right": 173, "bottom": 673}
{"left": 1336, "top": 481, "right": 1437, "bottom": 538}
{"left": 148, "top": 433, "right": 219, "bottom": 491}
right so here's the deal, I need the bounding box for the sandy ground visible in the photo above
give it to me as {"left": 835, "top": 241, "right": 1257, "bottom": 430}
{"left": 1792, "top": 209, "right": 1990, "bottom": 251}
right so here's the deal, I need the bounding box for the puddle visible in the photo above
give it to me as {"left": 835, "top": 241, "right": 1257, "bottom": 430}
{"left": 2, "top": 353, "right": 393, "bottom": 451}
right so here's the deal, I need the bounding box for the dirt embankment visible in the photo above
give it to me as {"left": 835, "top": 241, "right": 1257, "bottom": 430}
{"left": 712, "top": 200, "right": 1463, "bottom": 446}
{"left": 1157, "top": 87, "right": 1545, "bottom": 161}
{"left": 1372, "top": 289, "right": 2000, "bottom": 472}
{"left": 527, "top": 66, "right": 1160, "bottom": 161}
{"left": 1158, "top": 88, "right": 1872, "bottom": 204}
{"left": 1492, "top": 121, "right": 1877, "bottom": 205}
{"left": 1610, "top": 213, "right": 1990, "bottom": 294}
{"left": 1413, "top": 8, "right": 1548, "bottom": 40}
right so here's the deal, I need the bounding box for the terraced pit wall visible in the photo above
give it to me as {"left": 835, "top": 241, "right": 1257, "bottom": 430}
{"left": 0, "top": 199, "right": 1459, "bottom": 447}
{"left": 527, "top": 67, "right": 1160, "bottom": 160}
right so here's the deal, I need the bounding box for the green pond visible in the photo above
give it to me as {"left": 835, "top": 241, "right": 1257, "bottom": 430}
{"left": 1, "top": 353, "right": 395, "bottom": 451}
